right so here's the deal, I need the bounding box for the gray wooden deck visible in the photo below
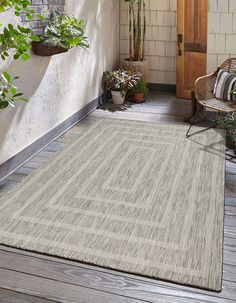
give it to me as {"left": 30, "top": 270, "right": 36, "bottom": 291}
{"left": 0, "top": 92, "right": 235, "bottom": 303}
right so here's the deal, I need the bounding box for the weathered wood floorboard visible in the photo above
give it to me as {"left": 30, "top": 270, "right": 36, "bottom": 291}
{"left": 0, "top": 288, "right": 56, "bottom": 303}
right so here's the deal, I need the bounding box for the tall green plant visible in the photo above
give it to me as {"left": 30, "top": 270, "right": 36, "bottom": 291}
{"left": 125, "top": 0, "right": 146, "bottom": 61}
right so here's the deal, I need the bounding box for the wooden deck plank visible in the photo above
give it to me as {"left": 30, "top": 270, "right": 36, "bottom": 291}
{"left": 224, "top": 237, "right": 236, "bottom": 253}
{"left": 225, "top": 197, "right": 236, "bottom": 207}
{"left": 0, "top": 268, "right": 149, "bottom": 303}
{"left": 225, "top": 205, "right": 236, "bottom": 216}
{"left": 0, "top": 288, "right": 56, "bottom": 303}
{"left": 224, "top": 226, "right": 236, "bottom": 239}
{"left": 225, "top": 214, "right": 236, "bottom": 227}
{"left": 0, "top": 248, "right": 235, "bottom": 303}
{"left": 223, "top": 264, "right": 236, "bottom": 283}
{"left": 0, "top": 267, "right": 234, "bottom": 303}
{"left": 223, "top": 250, "right": 236, "bottom": 266}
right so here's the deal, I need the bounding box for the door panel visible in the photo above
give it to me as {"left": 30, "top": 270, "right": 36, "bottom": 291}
{"left": 184, "top": 52, "right": 206, "bottom": 90}
{"left": 176, "top": 0, "right": 208, "bottom": 99}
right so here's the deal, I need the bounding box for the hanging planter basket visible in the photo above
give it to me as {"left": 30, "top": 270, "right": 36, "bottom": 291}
{"left": 32, "top": 42, "right": 68, "bottom": 57}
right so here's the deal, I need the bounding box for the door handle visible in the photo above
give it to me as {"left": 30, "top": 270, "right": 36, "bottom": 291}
{"left": 178, "top": 34, "right": 183, "bottom": 56}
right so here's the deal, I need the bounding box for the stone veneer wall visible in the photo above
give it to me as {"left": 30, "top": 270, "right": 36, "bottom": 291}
{"left": 120, "top": 0, "right": 177, "bottom": 85}
{"left": 208, "top": 0, "right": 236, "bottom": 73}
{"left": 21, "top": 0, "right": 65, "bottom": 35}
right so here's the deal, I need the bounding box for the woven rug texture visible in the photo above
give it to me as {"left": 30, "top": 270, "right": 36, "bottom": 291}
{"left": 0, "top": 119, "right": 225, "bottom": 291}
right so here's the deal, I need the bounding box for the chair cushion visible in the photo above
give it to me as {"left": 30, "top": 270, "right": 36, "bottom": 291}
{"left": 200, "top": 98, "right": 236, "bottom": 112}
{"left": 214, "top": 69, "right": 236, "bottom": 101}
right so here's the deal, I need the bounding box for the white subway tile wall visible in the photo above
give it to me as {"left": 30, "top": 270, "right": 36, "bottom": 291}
{"left": 120, "top": 0, "right": 236, "bottom": 84}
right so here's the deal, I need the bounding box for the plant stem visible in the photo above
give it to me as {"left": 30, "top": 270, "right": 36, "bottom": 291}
{"left": 128, "top": 2, "right": 132, "bottom": 60}
{"left": 142, "top": 0, "right": 146, "bottom": 61}
{"left": 131, "top": 5, "right": 136, "bottom": 60}
{"left": 136, "top": 0, "right": 141, "bottom": 61}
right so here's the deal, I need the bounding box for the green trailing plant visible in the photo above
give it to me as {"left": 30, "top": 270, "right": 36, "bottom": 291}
{"left": 0, "top": 24, "right": 39, "bottom": 61}
{"left": 103, "top": 69, "right": 141, "bottom": 96}
{"left": 217, "top": 112, "right": 236, "bottom": 145}
{"left": 125, "top": 0, "right": 146, "bottom": 61}
{"left": 40, "top": 11, "right": 89, "bottom": 50}
{"left": 0, "top": 71, "right": 28, "bottom": 109}
{"left": 127, "top": 80, "right": 149, "bottom": 96}
{"left": 0, "top": 0, "right": 43, "bottom": 20}
{"left": 0, "top": 0, "right": 43, "bottom": 109}
{"left": 0, "top": 0, "right": 42, "bottom": 61}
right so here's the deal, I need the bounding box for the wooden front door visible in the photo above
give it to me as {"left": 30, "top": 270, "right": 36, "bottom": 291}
{"left": 176, "top": 0, "right": 208, "bottom": 99}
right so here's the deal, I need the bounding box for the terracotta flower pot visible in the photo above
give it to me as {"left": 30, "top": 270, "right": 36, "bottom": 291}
{"left": 121, "top": 59, "right": 149, "bottom": 83}
{"left": 133, "top": 93, "right": 145, "bottom": 103}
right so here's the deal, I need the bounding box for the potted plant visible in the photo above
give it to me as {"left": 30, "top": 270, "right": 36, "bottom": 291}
{"left": 127, "top": 80, "right": 149, "bottom": 103}
{"left": 121, "top": 0, "right": 148, "bottom": 82}
{"left": 32, "top": 11, "right": 89, "bottom": 56}
{"left": 103, "top": 69, "right": 141, "bottom": 105}
{"left": 217, "top": 112, "right": 236, "bottom": 155}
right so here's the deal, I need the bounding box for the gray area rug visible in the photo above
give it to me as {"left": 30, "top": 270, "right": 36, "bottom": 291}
{"left": 0, "top": 118, "right": 225, "bottom": 291}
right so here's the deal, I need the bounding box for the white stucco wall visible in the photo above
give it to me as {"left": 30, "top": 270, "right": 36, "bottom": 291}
{"left": 0, "top": 0, "right": 119, "bottom": 165}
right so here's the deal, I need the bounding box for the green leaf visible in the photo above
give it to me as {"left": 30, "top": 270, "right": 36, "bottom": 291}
{"left": 19, "top": 97, "right": 29, "bottom": 102}
{"left": 26, "top": 13, "right": 32, "bottom": 20}
{"left": 3, "top": 27, "right": 9, "bottom": 35}
{"left": 13, "top": 93, "right": 24, "bottom": 97}
{"left": 0, "top": 101, "right": 9, "bottom": 109}
{"left": 10, "top": 87, "right": 17, "bottom": 95}
{"left": 2, "top": 71, "right": 11, "bottom": 83}
{"left": 8, "top": 24, "right": 14, "bottom": 31}
{"left": 13, "top": 53, "right": 20, "bottom": 60}
{"left": 8, "top": 100, "right": 16, "bottom": 108}
{"left": 30, "top": 35, "right": 40, "bottom": 42}
{"left": 20, "top": 53, "right": 30, "bottom": 61}
{"left": 14, "top": 5, "right": 21, "bottom": 12}
{"left": 36, "top": 14, "right": 45, "bottom": 21}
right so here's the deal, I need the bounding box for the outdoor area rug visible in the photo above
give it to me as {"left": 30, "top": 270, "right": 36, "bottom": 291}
{"left": 0, "top": 118, "right": 225, "bottom": 291}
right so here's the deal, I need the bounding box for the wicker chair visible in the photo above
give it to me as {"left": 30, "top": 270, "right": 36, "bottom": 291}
{"left": 186, "top": 58, "right": 236, "bottom": 137}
